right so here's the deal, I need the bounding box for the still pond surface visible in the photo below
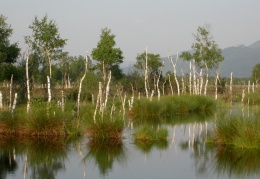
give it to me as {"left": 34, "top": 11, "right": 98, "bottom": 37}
{"left": 1, "top": 111, "right": 260, "bottom": 179}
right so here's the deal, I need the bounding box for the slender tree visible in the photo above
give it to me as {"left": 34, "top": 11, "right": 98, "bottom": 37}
{"left": 25, "top": 14, "right": 67, "bottom": 101}
{"left": 91, "top": 28, "right": 124, "bottom": 81}
{"left": 181, "top": 25, "right": 224, "bottom": 95}
{"left": 135, "top": 50, "right": 163, "bottom": 97}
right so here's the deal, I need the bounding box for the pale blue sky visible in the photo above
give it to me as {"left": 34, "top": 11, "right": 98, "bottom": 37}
{"left": 1, "top": 0, "right": 260, "bottom": 66}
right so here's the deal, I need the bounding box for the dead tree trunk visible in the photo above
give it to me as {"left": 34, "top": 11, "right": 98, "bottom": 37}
{"left": 230, "top": 72, "right": 233, "bottom": 104}
{"left": 47, "top": 76, "right": 51, "bottom": 103}
{"left": 9, "top": 74, "right": 13, "bottom": 111}
{"left": 104, "top": 71, "right": 111, "bottom": 109}
{"left": 169, "top": 52, "right": 180, "bottom": 95}
{"left": 26, "top": 55, "right": 30, "bottom": 113}
{"left": 77, "top": 52, "right": 88, "bottom": 117}
{"left": 144, "top": 47, "right": 149, "bottom": 98}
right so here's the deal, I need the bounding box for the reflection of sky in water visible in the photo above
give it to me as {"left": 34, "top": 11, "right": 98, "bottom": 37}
{"left": 3, "top": 110, "right": 260, "bottom": 179}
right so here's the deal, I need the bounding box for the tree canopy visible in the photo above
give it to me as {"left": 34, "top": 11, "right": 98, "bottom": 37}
{"left": 135, "top": 52, "right": 163, "bottom": 77}
{"left": 252, "top": 63, "right": 260, "bottom": 83}
{"left": 25, "top": 14, "right": 67, "bottom": 78}
{"left": 0, "top": 14, "right": 20, "bottom": 64}
{"left": 180, "top": 26, "right": 224, "bottom": 69}
{"left": 91, "top": 28, "right": 124, "bottom": 81}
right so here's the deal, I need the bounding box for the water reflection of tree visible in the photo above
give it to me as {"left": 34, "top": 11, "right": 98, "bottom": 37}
{"left": 27, "top": 137, "right": 69, "bottom": 179}
{"left": 134, "top": 140, "right": 168, "bottom": 154}
{"left": 213, "top": 147, "right": 260, "bottom": 178}
{"left": 0, "top": 136, "right": 74, "bottom": 179}
{"left": 0, "top": 150, "right": 18, "bottom": 179}
{"left": 177, "top": 122, "right": 215, "bottom": 177}
{"left": 84, "top": 139, "right": 127, "bottom": 176}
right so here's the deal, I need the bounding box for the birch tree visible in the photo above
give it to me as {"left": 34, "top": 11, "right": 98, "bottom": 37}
{"left": 91, "top": 28, "right": 124, "bottom": 82}
{"left": 77, "top": 52, "right": 89, "bottom": 117}
{"left": 135, "top": 50, "right": 163, "bottom": 97}
{"left": 25, "top": 14, "right": 67, "bottom": 102}
{"left": 181, "top": 25, "right": 224, "bottom": 95}
{"left": 168, "top": 51, "right": 180, "bottom": 95}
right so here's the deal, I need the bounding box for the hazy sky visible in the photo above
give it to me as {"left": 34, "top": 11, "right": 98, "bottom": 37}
{"left": 1, "top": 0, "right": 260, "bottom": 66}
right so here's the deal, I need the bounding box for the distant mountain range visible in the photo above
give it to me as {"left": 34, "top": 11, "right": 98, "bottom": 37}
{"left": 160, "top": 40, "right": 260, "bottom": 78}
{"left": 122, "top": 40, "right": 260, "bottom": 78}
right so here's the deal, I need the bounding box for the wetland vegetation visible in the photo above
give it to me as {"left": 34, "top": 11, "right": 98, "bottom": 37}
{"left": 1, "top": 13, "right": 260, "bottom": 178}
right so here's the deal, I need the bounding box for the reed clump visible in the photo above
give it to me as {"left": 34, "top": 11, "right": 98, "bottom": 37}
{"left": 0, "top": 102, "right": 79, "bottom": 136}
{"left": 130, "top": 95, "right": 216, "bottom": 120}
{"left": 244, "top": 92, "right": 260, "bottom": 105}
{"left": 214, "top": 115, "right": 260, "bottom": 149}
{"left": 86, "top": 119, "right": 124, "bottom": 139}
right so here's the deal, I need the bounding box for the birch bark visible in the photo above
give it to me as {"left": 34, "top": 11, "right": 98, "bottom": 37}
{"left": 26, "top": 55, "right": 30, "bottom": 113}
{"left": 77, "top": 52, "right": 88, "bottom": 117}
{"left": 9, "top": 74, "right": 13, "bottom": 111}
{"left": 169, "top": 52, "right": 180, "bottom": 95}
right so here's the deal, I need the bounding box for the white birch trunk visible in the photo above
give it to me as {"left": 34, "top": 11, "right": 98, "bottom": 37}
{"left": 26, "top": 56, "right": 30, "bottom": 113}
{"left": 168, "top": 74, "right": 173, "bottom": 96}
{"left": 129, "top": 83, "right": 134, "bottom": 109}
{"left": 47, "top": 76, "right": 51, "bottom": 103}
{"left": 77, "top": 52, "right": 88, "bottom": 116}
{"left": 0, "top": 91, "right": 2, "bottom": 110}
{"left": 169, "top": 52, "right": 180, "bottom": 95}
{"left": 11, "top": 93, "right": 17, "bottom": 113}
{"left": 9, "top": 74, "right": 13, "bottom": 111}
{"left": 215, "top": 71, "right": 219, "bottom": 100}
{"left": 252, "top": 83, "right": 255, "bottom": 93}
{"left": 230, "top": 72, "right": 233, "bottom": 104}
{"left": 189, "top": 62, "right": 192, "bottom": 95}
{"left": 248, "top": 80, "right": 250, "bottom": 94}
{"left": 121, "top": 93, "right": 126, "bottom": 118}
{"left": 104, "top": 71, "right": 111, "bottom": 109}
{"left": 181, "top": 69, "right": 185, "bottom": 94}
{"left": 156, "top": 72, "right": 161, "bottom": 101}
{"left": 98, "top": 82, "right": 103, "bottom": 112}
{"left": 241, "top": 89, "right": 245, "bottom": 103}
{"left": 204, "top": 64, "right": 209, "bottom": 96}
{"left": 199, "top": 68, "right": 203, "bottom": 95}
{"left": 93, "top": 82, "right": 102, "bottom": 122}
{"left": 144, "top": 46, "right": 149, "bottom": 98}
{"left": 192, "top": 60, "right": 196, "bottom": 95}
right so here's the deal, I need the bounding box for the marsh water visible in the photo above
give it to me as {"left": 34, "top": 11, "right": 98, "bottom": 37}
{"left": 1, "top": 109, "right": 260, "bottom": 179}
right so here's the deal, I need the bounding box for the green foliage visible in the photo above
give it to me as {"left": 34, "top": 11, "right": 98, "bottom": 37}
{"left": 91, "top": 28, "right": 124, "bottom": 80}
{"left": 252, "top": 63, "right": 260, "bottom": 83}
{"left": 0, "top": 14, "right": 20, "bottom": 64}
{"left": 135, "top": 52, "right": 163, "bottom": 76}
{"left": 214, "top": 115, "right": 260, "bottom": 149}
{"left": 180, "top": 26, "right": 224, "bottom": 69}
{"left": 26, "top": 14, "right": 67, "bottom": 78}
